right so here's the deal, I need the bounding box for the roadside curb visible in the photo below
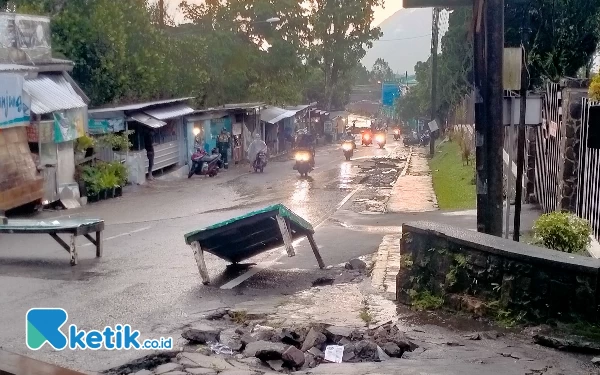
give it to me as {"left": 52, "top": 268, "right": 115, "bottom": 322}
{"left": 371, "top": 234, "right": 401, "bottom": 299}
{"left": 400, "top": 146, "right": 413, "bottom": 177}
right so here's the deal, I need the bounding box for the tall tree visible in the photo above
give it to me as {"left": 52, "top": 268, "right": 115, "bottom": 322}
{"left": 371, "top": 58, "right": 395, "bottom": 83}
{"left": 308, "top": 0, "right": 383, "bottom": 110}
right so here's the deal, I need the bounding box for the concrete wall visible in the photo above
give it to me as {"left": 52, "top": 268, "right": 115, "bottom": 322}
{"left": 0, "top": 127, "right": 44, "bottom": 210}
{"left": 397, "top": 221, "right": 600, "bottom": 323}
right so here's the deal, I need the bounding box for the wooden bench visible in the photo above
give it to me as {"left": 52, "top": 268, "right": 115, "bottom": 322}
{"left": 0, "top": 349, "right": 91, "bottom": 375}
{"left": 0, "top": 218, "right": 105, "bottom": 266}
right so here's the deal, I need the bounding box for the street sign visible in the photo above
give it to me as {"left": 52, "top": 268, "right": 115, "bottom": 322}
{"left": 428, "top": 120, "right": 439, "bottom": 132}
{"left": 382, "top": 83, "right": 401, "bottom": 107}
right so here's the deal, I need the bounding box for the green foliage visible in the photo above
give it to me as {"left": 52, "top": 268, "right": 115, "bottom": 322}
{"left": 81, "top": 161, "right": 128, "bottom": 196}
{"left": 590, "top": 74, "right": 600, "bottom": 100}
{"left": 429, "top": 141, "right": 476, "bottom": 210}
{"left": 75, "top": 135, "right": 95, "bottom": 152}
{"left": 106, "top": 161, "right": 128, "bottom": 186}
{"left": 408, "top": 290, "right": 444, "bottom": 311}
{"left": 98, "top": 131, "right": 133, "bottom": 151}
{"left": 532, "top": 212, "right": 592, "bottom": 254}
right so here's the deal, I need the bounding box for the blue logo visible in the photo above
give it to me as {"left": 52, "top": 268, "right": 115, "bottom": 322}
{"left": 26, "top": 308, "right": 172, "bottom": 351}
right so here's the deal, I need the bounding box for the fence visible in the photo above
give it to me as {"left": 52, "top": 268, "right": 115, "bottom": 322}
{"left": 533, "top": 83, "right": 563, "bottom": 213}
{"left": 577, "top": 99, "right": 600, "bottom": 241}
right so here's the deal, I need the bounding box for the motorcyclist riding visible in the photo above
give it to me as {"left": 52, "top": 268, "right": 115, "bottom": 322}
{"left": 247, "top": 133, "right": 268, "bottom": 172}
{"left": 296, "top": 132, "right": 315, "bottom": 167}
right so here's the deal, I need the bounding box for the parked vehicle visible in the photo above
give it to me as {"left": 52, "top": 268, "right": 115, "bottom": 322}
{"left": 393, "top": 128, "right": 401, "bottom": 141}
{"left": 403, "top": 131, "right": 420, "bottom": 146}
{"left": 420, "top": 131, "right": 431, "bottom": 146}
{"left": 294, "top": 149, "right": 313, "bottom": 177}
{"left": 253, "top": 149, "right": 268, "bottom": 173}
{"left": 188, "top": 148, "right": 221, "bottom": 178}
{"left": 375, "top": 132, "right": 386, "bottom": 149}
{"left": 342, "top": 141, "right": 355, "bottom": 161}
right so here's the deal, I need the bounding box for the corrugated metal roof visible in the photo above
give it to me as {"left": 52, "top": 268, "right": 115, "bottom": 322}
{"left": 285, "top": 105, "right": 311, "bottom": 112}
{"left": 88, "top": 97, "right": 194, "bottom": 114}
{"left": 260, "top": 106, "right": 296, "bottom": 124}
{"left": 144, "top": 103, "right": 194, "bottom": 120}
{"left": 129, "top": 113, "right": 167, "bottom": 128}
{"left": 24, "top": 75, "right": 87, "bottom": 114}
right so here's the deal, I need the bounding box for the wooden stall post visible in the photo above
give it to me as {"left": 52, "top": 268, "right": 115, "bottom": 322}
{"left": 69, "top": 235, "right": 78, "bottom": 266}
{"left": 190, "top": 241, "right": 210, "bottom": 285}
{"left": 96, "top": 230, "right": 103, "bottom": 257}
{"left": 307, "top": 233, "right": 325, "bottom": 269}
{"left": 276, "top": 215, "right": 296, "bottom": 257}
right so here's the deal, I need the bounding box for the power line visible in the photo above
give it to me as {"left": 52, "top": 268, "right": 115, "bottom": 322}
{"left": 374, "top": 34, "right": 432, "bottom": 42}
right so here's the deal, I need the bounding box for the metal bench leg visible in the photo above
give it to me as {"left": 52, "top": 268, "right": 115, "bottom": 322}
{"left": 96, "top": 231, "right": 103, "bottom": 257}
{"left": 307, "top": 233, "right": 325, "bottom": 269}
{"left": 69, "top": 235, "right": 78, "bottom": 266}
{"left": 276, "top": 215, "right": 295, "bottom": 257}
{"left": 190, "top": 241, "right": 210, "bottom": 285}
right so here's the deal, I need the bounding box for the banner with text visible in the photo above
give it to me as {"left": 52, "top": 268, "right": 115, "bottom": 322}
{"left": 0, "top": 74, "right": 31, "bottom": 128}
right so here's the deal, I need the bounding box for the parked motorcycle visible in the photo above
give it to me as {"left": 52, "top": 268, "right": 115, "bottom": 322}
{"left": 403, "top": 131, "right": 419, "bottom": 146}
{"left": 188, "top": 148, "right": 221, "bottom": 178}
{"left": 361, "top": 132, "right": 373, "bottom": 146}
{"left": 375, "top": 133, "right": 387, "bottom": 149}
{"left": 420, "top": 131, "right": 431, "bottom": 146}
{"left": 393, "top": 129, "right": 401, "bottom": 141}
{"left": 342, "top": 141, "right": 355, "bottom": 161}
{"left": 253, "top": 149, "right": 268, "bottom": 173}
{"left": 294, "top": 149, "right": 313, "bottom": 177}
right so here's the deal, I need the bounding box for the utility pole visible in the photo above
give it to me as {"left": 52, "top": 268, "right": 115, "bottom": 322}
{"left": 430, "top": 8, "right": 440, "bottom": 156}
{"left": 485, "top": 0, "right": 505, "bottom": 236}
{"left": 158, "top": 0, "right": 165, "bottom": 28}
{"left": 513, "top": 4, "right": 530, "bottom": 241}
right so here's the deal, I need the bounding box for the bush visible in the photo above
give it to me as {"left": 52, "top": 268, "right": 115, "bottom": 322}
{"left": 589, "top": 74, "right": 600, "bottom": 101}
{"left": 76, "top": 135, "right": 95, "bottom": 152}
{"left": 532, "top": 212, "right": 592, "bottom": 254}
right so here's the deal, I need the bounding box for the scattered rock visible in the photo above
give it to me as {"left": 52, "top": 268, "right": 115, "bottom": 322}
{"left": 185, "top": 369, "right": 217, "bottom": 375}
{"left": 180, "top": 352, "right": 234, "bottom": 371}
{"left": 325, "top": 326, "right": 356, "bottom": 343}
{"left": 338, "top": 337, "right": 351, "bottom": 346}
{"left": 592, "top": 357, "right": 600, "bottom": 365}
{"left": 132, "top": 370, "right": 152, "bottom": 375}
{"left": 482, "top": 331, "right": 504, "bottom": 339}
{"left": 301, "top": 328, "right": 327, "bottom": 351}
{"left": 162, "top": 372, "right": 188, "bottom": 375}
{"left": 354, "top": 340, "right": 378, "bottom": 361}
{"left": 182, "top": 324, "right": 221, "bottom": 344}
{"left": 154, "top": 363, "right": 182, "bottom": 375}
{"left": 303, "top": 353, "right": 318, "bottom": 369}
{"left": 244, "top": 341, "right": 288, "bottom": 360}
{"left": 241, "top": 333, "right": 257, "bottom": 346}
{"left": 446, "top": 341, "right": 464, "bottom": 347}
{"left": 205, "top": 308, "right": 229, "bottom": 320}
{"left": 177, "top": 357, "right": 200, "bottom": 367}
{"left": 307, "top": 347, "right": 325, "bottom": 359}
{"left": 533, "top": 334, "right": 600, "bottom": 353}
{"left": 280, "top": 327, "right": 305, "bottom": 348}
{"left": 342, "top": 350, "right": 355, "bottom": 362}
{"left": 218, "top": 371, "right": 259, "bottom": 375}
{"left": 312, "top": 277, "right": 335, "bottom": 287}
{"left": 381, "top": 342, "right": 402, "bottom": 358}
{"left": 345, "top": 259, "right": 367, "bottom": 271}
{"left": 388, "top": 332, "right": 418, "bottom": 352}
{"left": 282, "top": 346, "right": 306, "bottom": 368}
{"left": 251, "top": 325, "right": 276, "bottom": 342}
{"left": 226, "top": 339, "right": 244, "bottom": 352}
{"left": 266, "top": 360, "right": 285, "bottom": 372}
{"left": 464, "top": 333, "right": 482, "bottom": 341}
{"left": 376, "top": 346, "right": 391, "bottom": 361}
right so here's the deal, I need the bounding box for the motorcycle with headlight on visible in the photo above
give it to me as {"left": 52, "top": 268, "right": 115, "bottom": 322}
{"left": 375, "top": 132, "right": 387, "bottom": 149}
{"left": 294, "top": 149, "right": 313, "bottom": 177}
{"left": 342, "top": 140, "right": 355, "bottom": 161}
{"left": 393, "top": 128, "right": 401, "bottom": 141}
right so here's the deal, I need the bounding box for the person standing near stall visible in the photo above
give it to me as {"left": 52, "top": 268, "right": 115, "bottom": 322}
{"left": 217, "top": 128, "right": 231, "bottom": 169}
{"left": 144, "top": 128, "right": 155, "bottom": 180}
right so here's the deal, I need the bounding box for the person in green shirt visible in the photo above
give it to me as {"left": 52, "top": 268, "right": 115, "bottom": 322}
{"left": 216, "top": 128, "right": 231, "bottom": 169}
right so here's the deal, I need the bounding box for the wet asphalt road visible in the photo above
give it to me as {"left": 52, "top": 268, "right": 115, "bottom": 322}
{"left": 0, "top": 135, "right": 406, "bottom": 372}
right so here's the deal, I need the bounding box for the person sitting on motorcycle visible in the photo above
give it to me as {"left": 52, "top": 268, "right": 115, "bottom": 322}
{"left": 342, "top": 131, "right": 356, "bottom": 148}
{"left": 247, "top": 133, "right": 268, "bottom": 172}
{"left": 296, "top": 133, "right": 315, "bottom": 167}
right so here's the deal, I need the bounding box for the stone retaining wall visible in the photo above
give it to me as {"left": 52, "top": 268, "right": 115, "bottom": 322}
{"left": 396, "top": 221, "right": 600, "bottom": 323}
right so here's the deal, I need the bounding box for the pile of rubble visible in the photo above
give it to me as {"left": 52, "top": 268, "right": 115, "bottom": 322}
{"left": 180, "top": 319, "right": 418, "bottom": 373}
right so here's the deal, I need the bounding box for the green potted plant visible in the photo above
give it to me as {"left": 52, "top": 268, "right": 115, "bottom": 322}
{"left": 76, "top": 135, "right": 95, "bottom": 159}
{"left": 98, "top": 130, "right": 134, "bottom": 153}
{"left": 82, "top": 166, "right": 101, "bottom": 202}
{"left": 108, "top": 161, "right": 128, "bottom": 197}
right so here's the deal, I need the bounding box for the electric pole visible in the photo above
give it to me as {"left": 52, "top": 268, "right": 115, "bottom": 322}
{"left": 485, "top": 0, "right": 505, "bottom": 236}
{"left": 158, "top": 0, "right": 165, "bottom": 28}
{"left": 430, "top": 8, "right": 440, "bottom": 156}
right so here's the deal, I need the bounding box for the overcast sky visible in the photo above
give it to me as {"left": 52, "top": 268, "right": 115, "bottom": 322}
{"left": 164, "top": 0, "right": 404, "bottom": 27}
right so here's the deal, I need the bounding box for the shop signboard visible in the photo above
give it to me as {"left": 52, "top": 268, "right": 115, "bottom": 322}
{"left": 0, "top": 13, "right": 52, "bottom": 63}
{"left": 381, "top": 83, "right": 401, "bottom": 107}
{"left": 0, "top": 74, "right": 31, "bottom": 128}
{"left": 53, "top": 109, "right": 87, "bottom": 143}
{"left": 87, "top": 118, "right": 125, "bottom": 134}
{"left": 324, "top": 121, "right": 333, "bottom": 133}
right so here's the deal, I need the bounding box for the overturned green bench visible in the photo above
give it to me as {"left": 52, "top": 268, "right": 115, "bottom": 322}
{"left": 184, "top": 204, "right": 324, "bottom": 284}
{"left": 0, "top": 349, "right": 92, "bottom": 375}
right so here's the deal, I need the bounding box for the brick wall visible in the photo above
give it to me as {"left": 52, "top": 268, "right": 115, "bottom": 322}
{"left": 0, "top": 127, "right": 44, "bottom": 210}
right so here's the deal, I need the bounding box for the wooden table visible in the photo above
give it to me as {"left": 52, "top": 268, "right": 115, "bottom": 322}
{"left": 0, "top": 349, "right": 91, "bottom": 375}
{"left": 0, "top": 218, "right": 105, "bottom": 266}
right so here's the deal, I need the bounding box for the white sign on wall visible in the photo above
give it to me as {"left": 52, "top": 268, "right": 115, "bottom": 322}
{"left": 0, "top": 74, "right": 31, "bottom": 128}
